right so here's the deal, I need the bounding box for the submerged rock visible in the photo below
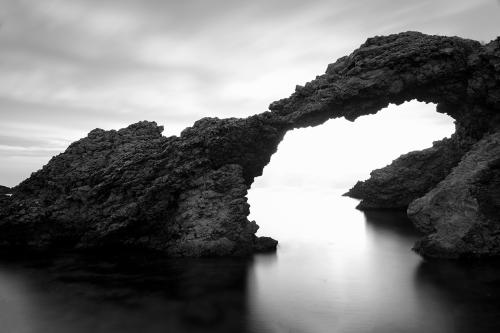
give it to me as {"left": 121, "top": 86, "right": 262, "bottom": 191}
{"left": 1, "top": 31, "right": 499, "bottom": 258}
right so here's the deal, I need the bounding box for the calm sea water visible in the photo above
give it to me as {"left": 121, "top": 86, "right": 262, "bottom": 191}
{"left": 1, "top": 189, "right": 499, "bottom": 333}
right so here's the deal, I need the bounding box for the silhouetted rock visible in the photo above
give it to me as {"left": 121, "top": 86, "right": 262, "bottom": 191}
{"left": 1, "top": 31, "right": 499, "bottom": 258}
{"left": 0, "top": 119, "right": 284, "bottom": 256}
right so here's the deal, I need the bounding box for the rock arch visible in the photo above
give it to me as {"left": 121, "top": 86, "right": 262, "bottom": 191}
{"left": 1, "top": 32, "right": 499, "bottom": 258}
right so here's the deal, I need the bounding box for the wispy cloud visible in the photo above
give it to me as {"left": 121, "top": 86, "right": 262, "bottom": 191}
{"left": 0, "top": 0, "right": 499, "bottom": 186}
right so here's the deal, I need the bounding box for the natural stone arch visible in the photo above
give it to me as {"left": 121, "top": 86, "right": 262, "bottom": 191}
{"left": 1, "top": 32, "right": 499, "bottom": 258}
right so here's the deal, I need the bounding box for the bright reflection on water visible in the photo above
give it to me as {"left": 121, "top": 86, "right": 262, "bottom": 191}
{"left": 247, "top": 189, "right": 449, "bottom": 333}
{"left": 247, "top": 191, "right": 500, "bottom": 332}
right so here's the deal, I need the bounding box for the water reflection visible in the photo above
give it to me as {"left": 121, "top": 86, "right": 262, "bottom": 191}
{"left": 0, "top": 190, "right": 500, "bottom": 332}
{"left": 248, "top": 189, "right": 500, "bottom": 333}
{"left": 415, "top": 259, "right": 500, "bottom": 333}
{"left": 0, "top": 253, "right": 251, "bottom": 333}
{"left": 363, "top": 210, "right": 422, "bottom": 239}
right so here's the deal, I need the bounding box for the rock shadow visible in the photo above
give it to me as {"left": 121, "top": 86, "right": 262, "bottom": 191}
{"left": 0, "top": 252, "right": 254, "bottom": 333}
{"left": 363, "top": 210, "right": 422, "bottom": 239}
{"left": 414, "top": 258, "right": 500, "bottom": 333}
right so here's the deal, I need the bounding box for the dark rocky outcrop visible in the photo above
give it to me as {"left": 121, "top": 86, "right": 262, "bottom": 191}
{"left": 0, "top": 119, "right": 285, "bottom": 256}
{"left": 408, "top": 132, "right": 500, "bottom": 258}
{"left": 1, "top": 31, "right": 499, "bottom": 258}
{"left": 345, "top": 136, "right": 470, "bottom": 210}
{"left": 0, "top": 186, "right": 10, "bottom": 195}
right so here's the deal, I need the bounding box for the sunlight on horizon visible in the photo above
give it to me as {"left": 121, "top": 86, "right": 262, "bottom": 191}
{"left": 248, "top": 100, "right": 455, "bottom": 241}
{"left": 249, "top": 100, "right": 455, "bottom": 191}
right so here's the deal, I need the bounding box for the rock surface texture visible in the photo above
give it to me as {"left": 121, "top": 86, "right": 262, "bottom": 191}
{"left": 408, "top": 132, "right": 500, "bottom": 258}
{"left": 345, "top": 136, "right": 469, "bottom": 210}
{"left": 1, "top": 32, "right": 499, "bottom": 258}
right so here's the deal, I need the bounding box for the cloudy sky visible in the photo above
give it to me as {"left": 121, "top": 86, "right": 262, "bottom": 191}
{"left": 0, "top": 0, "right": 499, "bottom": 187}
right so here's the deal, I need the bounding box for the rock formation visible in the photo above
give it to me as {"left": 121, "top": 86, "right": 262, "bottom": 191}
{"left": 1, "top": 31, "right": 499, "bottom": 258}
{"left": 0, "top": 186, "right": 10, "bottom": 195}
{"left": 408, "top": 132, "right": 500, "bottom": 258}
{"left": 345, "top": 136, "right": 469, "bottom": 210}
{"left": 0, "top": 120, "right": 283, "bottom": 256}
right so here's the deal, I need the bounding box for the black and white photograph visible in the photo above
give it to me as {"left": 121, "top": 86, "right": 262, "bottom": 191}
{"left": 0, "top": 0, "right": 500, "bottom": 332}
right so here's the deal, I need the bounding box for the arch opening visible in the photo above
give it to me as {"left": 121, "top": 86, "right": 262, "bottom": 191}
{"left": 245, "top": 100, "right": 460, "bottom": 333}
{"left": 247, "top": 100, "right": 455, "bottom": 241}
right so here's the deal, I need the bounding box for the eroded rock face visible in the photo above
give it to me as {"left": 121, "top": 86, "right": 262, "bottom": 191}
{"left": 0, "top": 119, "right": 286, "bottom": 255}
{"left": 345, "top": 136, "right": 470, "bottom": 210}
{"left": 408, "top": 132, "right": 500, "bottom": 258}
{"left": 343, "top": 35, "right": 500, "bottom": 209}
{"left": 1, "top": 31, "right": 499, "bottom": 258}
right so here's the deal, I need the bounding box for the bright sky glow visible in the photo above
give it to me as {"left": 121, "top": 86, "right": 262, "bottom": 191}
{"left": 0, "top": 0, "right": 499, "bottom": 186}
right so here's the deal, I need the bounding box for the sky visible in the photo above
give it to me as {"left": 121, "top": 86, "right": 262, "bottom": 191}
{"left": 0, "top": 0, "right": 499, "bottom": 187}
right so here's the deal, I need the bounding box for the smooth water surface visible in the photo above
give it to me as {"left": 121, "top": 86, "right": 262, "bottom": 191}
{"left": 247, "top": 189, "right": 500, "bottom": 333}
{"left": 0, "top": 189, "right": 500, "bottom": 333}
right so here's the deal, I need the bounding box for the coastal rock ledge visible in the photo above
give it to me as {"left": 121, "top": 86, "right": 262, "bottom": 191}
{"left": 1, "top": 32, "right": 499, "bottom": 258}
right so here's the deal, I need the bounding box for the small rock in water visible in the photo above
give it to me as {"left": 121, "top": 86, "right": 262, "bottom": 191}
{"left": 254, "top": 237, "right": 278, "bottom": 252}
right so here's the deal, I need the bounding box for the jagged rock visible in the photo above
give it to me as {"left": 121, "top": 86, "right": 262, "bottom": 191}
{"left": 0, "top": 186, "right": 10, "bottom": 195}
{"left": 344, "top": 35, "right": 500, "bottom": 210}
{"left": 345, "top": 136, "right": 469, "bottom": 210}
{"left": 0, "top": 119, "right": 285, "bottom": 256}
{"left": 1, "top": 31, "right": 499, "bottom": 258}
{"left": 408, "top": 132, "right": 500, "bottom": 258}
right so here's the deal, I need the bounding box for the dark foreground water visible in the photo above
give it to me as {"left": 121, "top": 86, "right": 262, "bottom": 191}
{"left": 1, "top": 189, "right": 500, "bottom": 333}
